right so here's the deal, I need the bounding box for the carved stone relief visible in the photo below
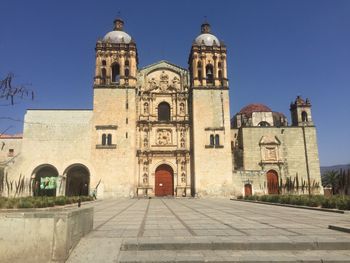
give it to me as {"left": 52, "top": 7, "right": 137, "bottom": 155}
{"left": 156, "top": 129, "right": 172, "bottom": 145}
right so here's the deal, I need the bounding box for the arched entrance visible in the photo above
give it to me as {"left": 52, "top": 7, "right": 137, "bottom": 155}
{"left": 244, "top": 184, "right": 252, "bottom": 197}
{"left": 267, "top": 170, "right": 279, "bottom": 194}
{"left": 65, "top": 165, "right": 90, "bottom": 196}
{"left": 155, "top": 164, "right": 174, "bottom": 197}
{"left": 32, "top": 165, "right": 59, "bottom": 197}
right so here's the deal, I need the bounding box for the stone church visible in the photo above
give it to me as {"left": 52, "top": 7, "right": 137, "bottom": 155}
{"left": 0, "top": 18, "right": 323, "bottom": 198}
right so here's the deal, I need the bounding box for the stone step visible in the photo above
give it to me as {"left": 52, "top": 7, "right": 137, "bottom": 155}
{"left": 120, "top": 236, "right": 350, "bottom": 251}
{"left": 117, "top": 249, "right": 350, "bottom": 263}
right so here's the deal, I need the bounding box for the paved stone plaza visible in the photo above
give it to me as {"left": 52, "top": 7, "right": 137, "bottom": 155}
{"left": 67, "top": 198, "right": 350, "bottom": 262}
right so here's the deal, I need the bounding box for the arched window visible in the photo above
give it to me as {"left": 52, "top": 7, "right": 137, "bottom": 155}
{"left": 102, "top": 134, "right": 107, "bottom": 145}
{"left": 197, "top": 61, "right": 202, "bottom": 81}
{"left": 125, "top": 60, "right": 130, "bottom": 77}
{"left": 107, "top": 134, "right": 112, "bottom": 145}
{"left": 301, "top": 111, "right": 308, "bottom": 122}
{"left": 158, "top": 102, "right": 171, "bottom": 121}
{"left": 206, "top": 64, "right": 214, "bottom": 84}
{"left": 215, "top": 134, "right": 220, "bottom": 146}
{"left": 218, "top": 62, "right": 222, "bottom": 68}
{"left": 210, "top": 135, "right": 214, "bottom": 146}
{"left": 111, "top": 63, "right": 120, "bottom": 83}
{"left": 101, "top": 68, "right": 106, "bottom": 84}
{"left": 102, "top": 60, "right": 106, "bottom": 66}
{"left": 258, "top": 121, "right": 270, "bottom": 127}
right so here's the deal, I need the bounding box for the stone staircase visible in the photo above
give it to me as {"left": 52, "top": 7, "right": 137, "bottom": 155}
{"left": 117, "top": 236, "right": 350, "bottom": 262}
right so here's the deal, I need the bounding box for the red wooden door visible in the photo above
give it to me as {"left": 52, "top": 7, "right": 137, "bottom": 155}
{"left": 244, "top": 184, "right": 252, "bottom": 197}
{"left": 267, "top": 170, "right": 279, "bottom": 194}
{"left": 155, "top": 165, "right": 173, "bottom": 196}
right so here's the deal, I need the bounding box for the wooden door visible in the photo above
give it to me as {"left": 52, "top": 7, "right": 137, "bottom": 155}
{"left": 155, "top": 165, "right": 173, "bottom": 196}
{"left": 244, "top": 184, "right": 252, "bottom": 197}
{"left": 267, "top": 170, "right": 279, "bottom": 194}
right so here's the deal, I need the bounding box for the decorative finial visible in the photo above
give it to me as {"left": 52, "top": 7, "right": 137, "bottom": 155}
{"left": 113, "top": 13, "right": 124, "bottom": 31}
{"left": 201, "top": 17, "right": 211, "bottom": 33}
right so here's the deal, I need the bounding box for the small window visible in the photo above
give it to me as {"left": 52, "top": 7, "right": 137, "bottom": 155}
{"left": 8, "top": 149, "right": 14, "bottom": 157}
{"left": 158, "top": 102, "right": 171, "bottom": 122}
{"left": 111, "top": 63, "right": 120, "bottom": 83}
{"left": 126, "top": 132, "right": 128, "bottom": 138}
{"left": 218, "top": 62, "right": 222, "bottom": 68}
{"left": 107, "top": 134, "right": 112, "bottom": 145}
{"left": 126, "top": 102, "right": 129, "bottom": 109}
{"left": 215, "top": 135, "right": 220, "bottom": 146}
{"left": 102, "top": 60, "right": 106, "bottom": 66}
{"left": 125, "top": 60, "right": 129, "bottom": 67}
{"left": 102, "top": 134, "right": 107, "bottom": 145}
{"left": 126, "top": 118, "right": 128, "bottom": 124}
{"left": 210, "top": 135, "right": 214, "bottom": 146}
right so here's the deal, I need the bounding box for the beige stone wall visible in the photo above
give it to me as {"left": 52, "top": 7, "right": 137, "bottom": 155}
{"left": 91, "top": 87, "right": 137, "bottom": 198}
{"left": 4, "top": 110, "right": 93, "bottom": 197}
{"left": 192, "top": 89, "right": 233, "bottom": 197}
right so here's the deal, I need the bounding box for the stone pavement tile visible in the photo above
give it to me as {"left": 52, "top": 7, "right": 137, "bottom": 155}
{"left": 66, "top": 237, "right": 122, "bottom": 263}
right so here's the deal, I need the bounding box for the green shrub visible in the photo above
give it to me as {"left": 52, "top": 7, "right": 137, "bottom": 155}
{"left": 54, "top": 196, "right": 66, "bottom": 206}
{"left": 18, "top": 199, "right": 34, "bottom": 209}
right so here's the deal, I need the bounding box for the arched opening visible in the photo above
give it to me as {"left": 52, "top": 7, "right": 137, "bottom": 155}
{"left": 155, "top": 164, "right": 174, "bottom": 196}
{"left": 210, "top": 134, "right": 214, "bottom": 146}
{"left": 258, "top": 121, "right": 270, "bottom": 127}
{"left": 197, "top": 61, "right": 202, "bottom": 81}
{"left": 102, "top": 134, "right": 107, "bottom": 145}
{"left": 267, "top": 170, "right": 279, "bottom": 194}
{"left": 65, "top": 165, "right": 90, "bottom": 196}
{"left": 244, "top": 184, "right": 252, "bottom": 197}
{"left": 32, "top": 165, "right": 59, "bottom": 197}
{"left": 301, "top": 111, "right": 308, "bottom": 122}
{"left": 206, "top": 64, "right": 214, "bottom": 84}
{"left": 102, "top": 60, "right": 106, "bottom": 66}
{"left": 111, "top": 63, "right": 120, "bottom": 83}
{"left": 107, "top": 134, "right": 112, "bottom": 145}
{"left": 215, "top": 134, "right": 220, "bottom": 146}
{"left": 101, "top": 68, "right": 107, "bottom": 84}
{"left": 144, "top": 102, "right": 149, "bottom": 114}
{"left": 158, "top": 102, "right": 171, "bottom": 121}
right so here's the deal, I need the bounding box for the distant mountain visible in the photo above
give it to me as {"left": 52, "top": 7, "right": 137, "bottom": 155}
{"left": 320, "top": 164, "right": 350, "bottom": 175}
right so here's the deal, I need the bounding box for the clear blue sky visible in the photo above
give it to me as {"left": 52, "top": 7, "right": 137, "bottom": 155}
{"left": 1, "top": 0, "right": 349, "bottom": 166}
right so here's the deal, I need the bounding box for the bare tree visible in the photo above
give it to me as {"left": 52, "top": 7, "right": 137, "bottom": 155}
{"left": 0, "top": 73, "right": 33, "bottom": 106}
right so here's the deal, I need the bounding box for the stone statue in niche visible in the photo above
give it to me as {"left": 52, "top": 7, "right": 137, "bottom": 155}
{"left": 144, "top": 102, "right": 149, "bottom": 114}
{"left": 156, "top": 129, "right": 172, "bottom": 145}
{"left": 179, "top": 103, "right": 185, "bottom": 115}
{"left": 170, "top": 76, "right": 180, "bottom": 90}
{"left": 143, "top": 173, "right": 148, "bottom": 185}
{"left": 181, "top": 172, "right": 186, "bottom": 185}
{"left": 159, "top": 71, "right": 169, "bottom": 91}
{"left": 180, "top": 138, "right": 185, "bottom": 148}
{"left": 143, "top": 137, "right": 148, "bottom": 147}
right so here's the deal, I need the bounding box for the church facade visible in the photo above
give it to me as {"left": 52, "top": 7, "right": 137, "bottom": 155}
{"left": 0, "top": 19, "right": 323, "bottom": 198}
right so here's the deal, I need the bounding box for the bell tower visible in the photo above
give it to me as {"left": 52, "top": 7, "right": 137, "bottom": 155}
{"left": 91, "top": 18, "right": 138, "bottom": 198}
{"left": 189, "top": 22, "right": 233, "bottom": 197}
{"left": 94, "top": 18, "right": 138, "bottom": 87}
{"left": 189, "top": 22, "right": 228, "bottom": 88}
{"left": 290, "top": 96, "right": 314, "bottom": 126}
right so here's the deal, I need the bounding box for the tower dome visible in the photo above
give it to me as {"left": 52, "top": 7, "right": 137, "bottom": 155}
{"left": 194, "top": 22, "right": 220, "bottom": 46}
{"left": 103, "top": 18, "right": 132, "bottom": 44}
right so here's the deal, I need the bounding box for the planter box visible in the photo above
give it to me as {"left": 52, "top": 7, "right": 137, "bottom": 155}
{"left": 0, "top": 206, "right": 93, "bottom": 263}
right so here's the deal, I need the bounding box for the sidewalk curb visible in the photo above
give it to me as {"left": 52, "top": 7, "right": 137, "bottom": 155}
{"left": 231, "top": 199, "right": 348, "bottom": 214}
